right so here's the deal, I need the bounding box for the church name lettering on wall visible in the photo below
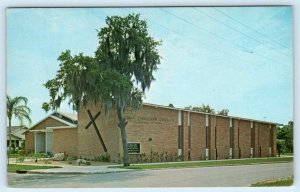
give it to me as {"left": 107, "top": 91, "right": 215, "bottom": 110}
{"left": 125, "top": 115, "right": 176, "bottom": 124}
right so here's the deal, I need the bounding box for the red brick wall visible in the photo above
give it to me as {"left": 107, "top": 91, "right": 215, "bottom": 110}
{"left": 190, "top": 113, "right": 206, "bottom": 160}
{"left": 259, "top": 123, "right": 271, "bottom": 157}
{"left": 238, "top": 120, "right": 251, "bottom": 158}
{"left": 210, "top": 116, "right": 217, "bottom": 160}
{"left": 215, "top": 116, "right": 230, "bottom": 159}
{"left": 254, "top": 122, "right": 259, "bottom": 157}
{"left": 125, "top": 105, "right": 178, "bottom": 156}
{"left": 77, "top": 103, "right": 119, "bottom": 161}
{"left": 182, "top": 111, "right": 189, "bottom": 160}
{"left": 232, "top": 119, "right": 239, "bottom": 159}
{"left": 271, "top": 124, "right": 277, "bottom": 156}
{"left": 53, "top": 128, "right": 78, "bottom": 157}
{"left": 24, "top": 131, "right": 34, "bottom": 153}
{"left": 76, "top": 103, "right": 277, "bottom": 162}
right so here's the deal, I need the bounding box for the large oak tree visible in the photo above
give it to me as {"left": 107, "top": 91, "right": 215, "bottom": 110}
{"left": 43, "top": 14, "right": 161, "bottom": 166}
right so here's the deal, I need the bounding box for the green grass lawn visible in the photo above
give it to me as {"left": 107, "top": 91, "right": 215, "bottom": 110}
{"left": 118, "top": 157, "right": 293, "bottom": 169}
{"left": 8, "top": 154, "right": 19, "bottom": 158}
{"left": 7, "top": 164, "right": 61, "bottom": 173}
{"left": 251, "top": 177, "right": 293, "bottom": 187}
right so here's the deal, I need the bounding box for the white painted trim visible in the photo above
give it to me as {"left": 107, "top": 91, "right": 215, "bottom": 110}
{"left": 7, "top": 133, "right": 23, "bottom": 140}
{"left": 143, "top": 103, "right": 279, "bottom": 125}
{"left": 178, "top": 111, "right": 182, "bottom": 126}
{"left": 178, "top": 149, "right": 182, "bottom": 156}
{"left": 50, "top": 115, "right": 77, "bottom": 127}
{"left": 29, "top": 129, "right": 52, "bottom": 133}
{"left": 55, "top": 111, "right": 77, "bottom": 121}
{"left": 46, "top": 125, "right": 77, "bottom": 130}
{"left": 205, "top": 148, "right": 209, "bottom": 160}
{"left": 27, "top": 113, "right": 57, "bottom": 130}
{"left": 205, "top": 114, "right": 209, "bottom": 127}
{"left": 229, "top": 118, "right": 232, "bottom": 127}
{"left": 251, "top": 121, "right": 253, "bottom": 129}
{"left": 229, "top": 148, "right": 232, "bottom": 159}
{"left": 27, "top": 112, "right": 77, "bottom": 132}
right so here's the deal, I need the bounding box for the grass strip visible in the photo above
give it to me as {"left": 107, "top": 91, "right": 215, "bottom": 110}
{"left": 117, "top": 157, "right": 293, "bottom": 169}
{"left": 7, "top": 164, "right": 61, "bottom": 173}
{"left": 251, "top": 177, "right": 293, "bottom": 187}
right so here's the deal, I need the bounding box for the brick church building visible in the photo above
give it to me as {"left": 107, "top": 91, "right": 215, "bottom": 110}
{"left": 25, "top": 103, "right": 277, "bottom": 162}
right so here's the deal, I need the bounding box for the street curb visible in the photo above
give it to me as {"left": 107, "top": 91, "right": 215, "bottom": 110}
{"left": 26, "top": 169, "right": 132, "bottom": 175}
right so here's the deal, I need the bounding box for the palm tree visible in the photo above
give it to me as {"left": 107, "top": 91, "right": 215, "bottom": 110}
{"left": 7, "top": 95, "right": 31, "bottom": 154}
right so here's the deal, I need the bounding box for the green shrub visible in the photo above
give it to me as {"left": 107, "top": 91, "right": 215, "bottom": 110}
{"left": 46, "top": 152, "right": 53, "bottom": 158}
{"left": 66, "top": 156, "right": 76, "bottom": 164}
{"left": 129, "top": 151, "right": 177, "bottom": 164}
{"left": 17, "top": 149, "right": 25, "bottom": 156}
{"left": 43, "top": 159, "right": 52, "bottom": 164}
{"left": 34, "top": 153, "right": 43, "bottom": 162}
{"left": 16, "top": 155, "right": 25, "bottom": 163}
{"left": 93, "top": 153, "right": 111, "bottom": 162}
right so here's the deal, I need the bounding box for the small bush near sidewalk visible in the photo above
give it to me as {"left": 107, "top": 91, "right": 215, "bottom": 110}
{"left": 93, "top": 153, "right": 111, "bottom": 162}
{"left": 251, "top": 177, "right": 293, "bottom": 186}
{"left": 7, "top": 164, "right": 61, "bottom": 173}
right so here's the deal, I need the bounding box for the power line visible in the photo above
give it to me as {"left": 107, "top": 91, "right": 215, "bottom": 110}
{"left": 160, "top": 8, "right": 288, "bottom": 66}
{"left": 160, "top": 8, "right": 231, "bottom": 47}
{"left": 124, "top": 8, "right": 228, "bottom": 56}
{"left": 213, "top": 7, "right": 291, "bottom": 50}
{"left": 194, "top": 8, "right": 290, "bottom": 58}
{"left": 124, "top": 8, "right": 289, "bottom": 67}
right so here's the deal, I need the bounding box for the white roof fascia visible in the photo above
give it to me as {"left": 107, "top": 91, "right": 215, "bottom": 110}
{"left": 7, "top": 134, "right": 23, "bottom": 140}
{"left": 12, "top": 133, "right": 25, "bottom": 140}
{"left": 46, "top": 125, "right": 77, "bottom": 130}
{"left": 143, "top": 103, "right": 279, "bottom": 125}
{"left": 49, "top": 115, "right": 77, "bottom": 127}
{"left": 56, "top": 111, "right": 78, "bottom": 121}
{"left": 29, "top": 129, "right": 52, "bottom": 133}
{"left": 28, "top": 112, "right": 77, "bottom": 131}
{"left": 28, "top": 113, "right": 54, "bottom": 130}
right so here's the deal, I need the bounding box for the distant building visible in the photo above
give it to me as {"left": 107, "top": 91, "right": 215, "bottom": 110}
{"left": 25, "top": 103, "right": 277, "bottom": 162}
{"left": 7, "top": 125, "right": 28, "bottom": 150}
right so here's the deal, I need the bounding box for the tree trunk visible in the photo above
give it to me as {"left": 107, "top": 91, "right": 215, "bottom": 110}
{"left": 8, "top": 118, "right": 12, "bottom": 165}
{"left": 117, "top": 106, "right": 130, "bottom": 166}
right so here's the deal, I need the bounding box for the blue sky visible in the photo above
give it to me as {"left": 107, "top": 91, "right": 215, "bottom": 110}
{"left": 7, "top": 7, "right": 293, "bottom": 126}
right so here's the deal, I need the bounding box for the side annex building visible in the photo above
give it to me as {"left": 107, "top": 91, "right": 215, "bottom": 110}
{"left": 25, "top": 103, "right": 277, "bottom": 162}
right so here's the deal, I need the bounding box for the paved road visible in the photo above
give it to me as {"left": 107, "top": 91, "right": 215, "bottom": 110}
{"left": 8, "top": 162, "right": 293, "bottom": 187}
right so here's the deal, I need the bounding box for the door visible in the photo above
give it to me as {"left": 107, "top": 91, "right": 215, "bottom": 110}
{"left": 35, "top": 132, "right": 45, "bottom": 153}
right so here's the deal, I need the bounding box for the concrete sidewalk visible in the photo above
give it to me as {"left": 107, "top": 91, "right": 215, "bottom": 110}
{"left": 26, "top": 165, "right": 132, "bottom": 174}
